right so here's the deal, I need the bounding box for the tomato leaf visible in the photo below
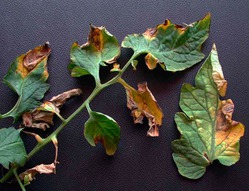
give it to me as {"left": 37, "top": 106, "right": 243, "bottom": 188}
{"left": 19, "top": 163, "right": 56, "bottom": 186}
{"left": 2, "top": 43, "right": 51, "bottom": 121}
{"left": 0, "top": 127, "right": 27, "bottom": 169}
{"left": 84, "top": 111, "right": 120, "bottom": 155}
{"left": 122, "top": 14, "right": 210, "bottom": 72}
{"left": 120, "top": 79, "right": 163, "bottom": 137}
{"left": 171, "top": 44, "right": 245, "bottom": 179}
{"left": 68, "top": 25, "right": 120, "bottom": 83}
{"left": 20, "top": 89, "right": 82, "bottom": 130}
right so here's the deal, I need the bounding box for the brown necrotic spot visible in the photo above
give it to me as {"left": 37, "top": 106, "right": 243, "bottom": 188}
{"left": 143, "top": 27, "right": 158, "bottom": 38}
{"left": 23, "top": 43, "right": 51, "bottom": 71}
{"left": 89, "top": 26, "right": 104, "bottom": 51}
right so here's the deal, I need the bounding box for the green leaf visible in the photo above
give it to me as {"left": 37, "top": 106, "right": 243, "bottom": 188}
{"left": 68, "top": 25, "right": 120, "bottom": 83}
{"left": 84, "top": 111, "right": 120, "bottom": 155}
{"left": 171, "top": 44, "right": 245, "bottom": 179}
{"left": 2, "top": 43, "right": 51, "bottom": 121}
{"left": 0, "top": 127, "right": 27, "bottom": 169}
{"left": 122, "top": 14, "right": 211, "bottom": 72}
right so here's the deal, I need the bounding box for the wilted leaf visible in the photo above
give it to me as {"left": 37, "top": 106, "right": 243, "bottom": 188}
{"left": 84, "top": 111, "right": 120, "bottom": 155}
{"left": 37, "top": 101, "right": 60, "bottom": 116}
{"left": 68, "top": 25, "right": 120, "bottom": 82}
{"left": 171, "top": 44, "right": 245, "bottom": 179}
{"left": 122, "top": 14, "right": 211, "bottom": 72}
{"left": 19, "top": 163, "right": 55, "bottom": 186}
{"left": 50, "top": 88, "right": 82, "bottom": 108}
{"left": 120, "top": 79, "right": 163, "bottom": 137}
{"left": 0, "top": 127, "right": 27, "bottom": 169}
{"left": 20, "top": 88, "right": 82, "bottom": 130}
{"left": 3, "top": 43, "right": 51, "bottom": 121}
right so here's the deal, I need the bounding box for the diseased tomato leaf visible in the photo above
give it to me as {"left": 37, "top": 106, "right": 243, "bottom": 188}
{"left": 19, "top": 163, "right": 56, "bottom": 186}
{"left": 3, "top": 43, "right": 51, "bottom": 121}
{"left": 68, "top": 25, "right": 120, "bottom": 83}
{"left": 20, "top": 88, "right": 82, "bottom": 130}
{"left": 122, "top": 14, "right": 210, "bottom": 72}
{"left": 84, "top": 111, "right": 120, "bottom": 155}
{"left": 171, "top": 44, "right": 245, "bottom": 179}
{"left": 0, "top": 127, "right": 27, "bottom": 169}
{"left": 120, "top": 79, "right": 163, "bottom": 137}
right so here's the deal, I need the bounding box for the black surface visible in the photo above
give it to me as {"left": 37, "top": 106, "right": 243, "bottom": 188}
{"left": 0, "top": 1, "right": 249, "bottom": 191}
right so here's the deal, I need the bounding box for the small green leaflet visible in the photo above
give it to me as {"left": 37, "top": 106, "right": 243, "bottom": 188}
{"left": 171, "top": 44, "right": 245, "bottom": 179}
{"left": 84, "top": 111, "right": 120, "bottom": 155}
{"left": 122, "top": 14, "right": 210, "bottom": 72}
{"left": 2, "top": 43, "right": 50, "bottom": 121}
{"left": 68, "top": 25, "right": 120, "bottom": 83}
{"left": 0, "top": 127, "right": 27, "bottom": 169}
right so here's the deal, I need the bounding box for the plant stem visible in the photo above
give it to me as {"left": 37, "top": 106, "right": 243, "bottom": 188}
{"left": 0, "top": 51, "right": 139, "bottom": 184}
{"left": 13, "top": 168, "right": 26, "bottom": 191}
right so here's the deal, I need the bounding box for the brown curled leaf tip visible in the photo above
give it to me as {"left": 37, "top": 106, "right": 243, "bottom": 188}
{"left": 20, "top": 88, "right": 82, "bottom": 130}
{"left": 216, "top": 99, "right": 239, "bottom": 131}
{"left": 50, "top": 88, "right": 83, "bottom": 108}
{"left": 23, "top": 43, "right": 51, "bottom": 71}
{"left": 19, "top": 163, "right": 56, "bottom": 186}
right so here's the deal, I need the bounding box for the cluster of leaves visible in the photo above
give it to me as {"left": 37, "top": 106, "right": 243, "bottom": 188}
{"left": 0, "top": 13, "right": 245, "bottom": 190}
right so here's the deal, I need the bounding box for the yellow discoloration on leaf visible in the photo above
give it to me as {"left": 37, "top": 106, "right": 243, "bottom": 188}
{"left": 216, "top": 123, "right": 244, "bottom": 147}
{"left": 145, "top": 53, "right": 158, "bottom": 70}
{"left": 216, "top": 99, "right": 244, "bottom": 146}
{"left": 211, "top": 44, "right": 227, "bottom": 97}
{"left": 143, "top": 20, "right": 173, "bottom": 39}
{"left": 16, "top": 55, "right": 29, "bottom": 78}
{"left": 138, "top": 13, "right": 211, "bottom": 71}
{"left": 120, "top": 79, "right": 163, "bottom": 137}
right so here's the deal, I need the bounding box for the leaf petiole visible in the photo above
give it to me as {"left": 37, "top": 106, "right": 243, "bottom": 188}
{"left": 13, "top": 168, "right": 26, "bottom": 191}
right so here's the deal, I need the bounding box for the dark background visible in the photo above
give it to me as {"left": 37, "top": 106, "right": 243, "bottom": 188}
{"left": 0, "top": 1, "right": 249, "bottom": 191}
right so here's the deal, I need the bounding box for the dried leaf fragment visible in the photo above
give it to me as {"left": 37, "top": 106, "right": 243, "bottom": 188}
{"left": 120, "top": 79, "right": 163, "bottom": 137}
{"left": 20, "top": 88, "right": 82, "bottom": 130}
{"left": 171, "top": 44, "right": 245, "bottom": 179}
{"left": 19, "top": 163, "right": 56, "bottom": 186}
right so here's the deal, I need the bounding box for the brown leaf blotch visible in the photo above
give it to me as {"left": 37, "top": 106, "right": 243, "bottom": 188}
{"left": 23, "top": 43, "right": 51, "bottom": 71}
{"left": 216, "top": 99, "right": 239, "bottom": 131}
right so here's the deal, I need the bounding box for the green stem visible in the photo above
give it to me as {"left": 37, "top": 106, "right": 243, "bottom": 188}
{"left": 103, "top": 52, "right": 140, "bottom": 86}
{"left": 0, "top": 51, "right": 140, "bottom": 184}
{"left": 13, "top": 168, "right": 26, "bottom": 191}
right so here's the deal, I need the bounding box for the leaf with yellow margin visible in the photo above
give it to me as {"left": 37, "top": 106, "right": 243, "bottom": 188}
{"left": 122, "top": 14, "right": 211, "bottom": 72}
{"left": 171, "top": 44, "right": 245, "bottom": 179}
{"left": 2, "top": 43, "right": 51, "bottom": 121}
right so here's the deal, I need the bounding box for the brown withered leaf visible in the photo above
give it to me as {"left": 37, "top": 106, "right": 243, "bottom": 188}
{"left": 19, "top": 163, "right": 55, "bottom": 186}
{"left": 20, "top": 88, "right": 82, "bottom": 130}
{"left": 121, "top": 80, "right": 163, "bottom": 136}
